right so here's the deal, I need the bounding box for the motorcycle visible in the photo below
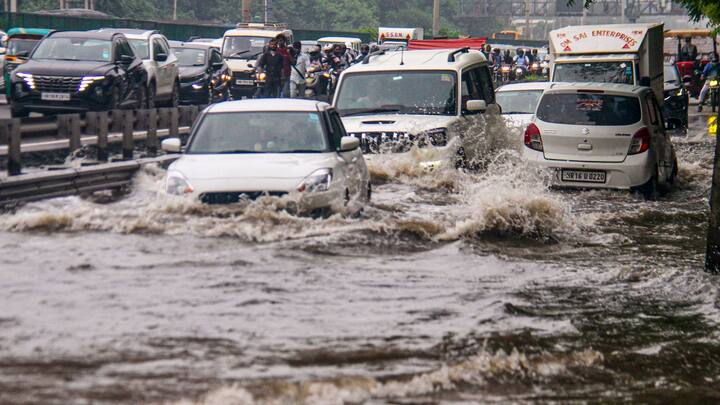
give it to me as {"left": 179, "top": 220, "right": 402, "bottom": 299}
{"left": 710, "top": 76, "right": 719, "bottom": 113}
{"left": 305, "top": 64, "right": 331, "bottom": 100}
{"left": 529, "top": 62, "right": 541, "bottom": 77}
{"left": 513, "top": 65, "right": 527, "bottom": 82}
{"left": 498, "top": 64, "right": 511, "bottom": 85}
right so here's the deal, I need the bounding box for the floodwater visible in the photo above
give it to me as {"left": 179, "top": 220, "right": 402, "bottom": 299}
{"left": 0, "top": 112, "right": 719, "bottom": 404}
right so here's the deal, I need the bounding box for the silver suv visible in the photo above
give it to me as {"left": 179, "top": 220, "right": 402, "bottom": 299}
{"left": 98, "top": 29, "right": 179, "bottom": 107}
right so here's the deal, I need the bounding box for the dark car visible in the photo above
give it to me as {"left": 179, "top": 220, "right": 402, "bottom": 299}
{"left": 171, "top": 42, "right": 231, "bottom": 105}
{"left": 9, "top": 30, "right": 148, "bottom": 117}
{"left": 663, "top": 62, "right": 689, "bottom": 130}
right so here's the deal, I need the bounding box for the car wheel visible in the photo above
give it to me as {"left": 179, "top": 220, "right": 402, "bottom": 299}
{"left": 108, "top": 86, "right": 120, "bottom": 110}
{"left": 169, "top": 81, "right": 179, "bottom": 107}
{"left": 136, "top": 84, "right": 147, "bottom": 109}
{"left": 147, "top": 83, "right": 156, "bottom": 109}
{"left": 638, "top": 168, "right": 660, "bottom": 201}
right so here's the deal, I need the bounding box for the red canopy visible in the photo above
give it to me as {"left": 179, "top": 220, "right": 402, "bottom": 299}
{"left": 407, "top": 38, "right": 488, "bottom": 51}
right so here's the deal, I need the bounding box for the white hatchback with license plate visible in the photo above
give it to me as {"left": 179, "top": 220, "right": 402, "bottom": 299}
{"left": 521, "top": 83, "right": 678, "bottom": 198}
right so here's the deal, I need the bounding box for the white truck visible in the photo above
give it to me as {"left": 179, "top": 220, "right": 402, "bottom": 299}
{"left": 378, "top": 27, "right": 424, "bottom": 48}
{"left": 222, "top": 23, "right": 293, "bottom": 99}
{"left": 549, "top": 23, "right": 664, "bottom": 104}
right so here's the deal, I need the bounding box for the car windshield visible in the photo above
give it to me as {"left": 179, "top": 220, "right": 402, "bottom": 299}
{"left": 32, "top": 37, "right": 112, "bottom": 62}
{"left": 173, "top": 47, "right": 206, "bottom": 66}
{"left": 496, "top": 90, "right": 543, "bottom": 114}
{"left": 664, "top": 64, "right": 680, "bottom": 84}
{"left": 222, "top": 36, "right": 270, "bottom": 58}
{"left": 537, "top": 93, "right": 642, "bottom": 126}
{"left": 127, "top": 39, "right": 149, "bottom": 59}
{"left": 188, "top": 112, "right": 329, "bottom": 154}
{"left": 554, "top": 62, "right": 635, "bottom": 84}
{"left": 336, "top": 71, "right": 457, "bottom": 116}
{"left": 7, "top": 38, "right": 40, "bottom": 56}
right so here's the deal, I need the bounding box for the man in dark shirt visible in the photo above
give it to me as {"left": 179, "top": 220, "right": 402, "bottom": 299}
{"left": 680, "top": 37, "right": 699, "bottom": 62}
{"left": 255, "top": 39, "right": 284, "bottom": 98}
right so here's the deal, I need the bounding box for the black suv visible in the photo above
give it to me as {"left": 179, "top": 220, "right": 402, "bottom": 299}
{"left": 9, "top": 31, "right": 148, "bottom": 117}
{"left": 170, "top": 42, "right": 231, "bottom": 105}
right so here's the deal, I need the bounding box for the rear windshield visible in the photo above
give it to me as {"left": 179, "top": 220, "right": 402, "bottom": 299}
{"left": 537, "top": 93, "right": 641, "bottom": 126}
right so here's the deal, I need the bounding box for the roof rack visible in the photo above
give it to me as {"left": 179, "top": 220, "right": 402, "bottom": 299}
{"left": 235, "top": 22, "right": 289, "bottom": 30}
{"left": 447, "top": 47, "right": 470, "bottom": 62}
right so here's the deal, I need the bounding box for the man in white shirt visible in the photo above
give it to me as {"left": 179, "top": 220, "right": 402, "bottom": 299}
{"left": 290, "top": 41, "right": 310, "bottom": 98}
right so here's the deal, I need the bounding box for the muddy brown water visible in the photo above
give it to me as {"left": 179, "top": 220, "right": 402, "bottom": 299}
{"left": 0, "top": 113, "right": 719, "bottom": 404}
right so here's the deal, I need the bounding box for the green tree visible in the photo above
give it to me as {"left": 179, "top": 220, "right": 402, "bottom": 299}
{"left": 570, "top": 0, "right": 720, "bottom": 25}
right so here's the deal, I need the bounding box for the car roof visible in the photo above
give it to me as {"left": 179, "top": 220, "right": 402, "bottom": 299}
{"left": 223, "top": 28, "right": 291, "bottom": 38}
{"left": 207, "top": 99, "right": 331, "bottom": 113}
{"left": 96, "top": 28, "right": 156, "bottom": 38}
{"left": 346, "top": 49, "right": 487, "bottom": 73}
{"left": 49, "top": 30, "right": 120, "bottom": 40}
{"left": 545, "top": 82, "right": 646, "bottom": 95}
{"left": 170, "top": 41, "right": 215, "bottom": 50}
{"left": 496, "top": 82, "right": 553, "bottom": 92}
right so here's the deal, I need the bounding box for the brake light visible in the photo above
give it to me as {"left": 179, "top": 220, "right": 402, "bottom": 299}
{"left": 628, "top": 127, "right": 651, "bottom": 155}
{"left": 524, "top": 123, "right": 543, "bottom": 151}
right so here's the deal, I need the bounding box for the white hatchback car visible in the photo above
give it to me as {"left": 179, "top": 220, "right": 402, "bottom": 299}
{"left": 522, "top": 83, "right": 677, "bottom": 198}
{"left": 161, "top": 99, "right": 371, "bottom": 216}
{"left": 495, "top": 81, "right": 552, "bottom": 128}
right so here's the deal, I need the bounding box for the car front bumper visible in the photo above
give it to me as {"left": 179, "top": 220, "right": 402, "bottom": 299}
{"left": 179, "top": 80, "right": 209, "bottom": 104}
{"left": 523, "top": 148, "right": 654, "bottom": 190}
{"left": 10, "top": 85, "right": 113, "bottom": 113}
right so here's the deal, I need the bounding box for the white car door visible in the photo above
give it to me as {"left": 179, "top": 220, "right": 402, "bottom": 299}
{"left": 328, "top": 109, "right": 365, "bottom": 197}
{"left": 646, "top": 93, "right": 673, "bottom": 183}
{"left": 151, "top": 37, "right": 175, "bottom": 97}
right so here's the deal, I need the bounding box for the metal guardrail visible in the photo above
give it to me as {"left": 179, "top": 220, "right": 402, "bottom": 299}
{"left": 0, "top": 105, "right": 202, "bottom": 206}
{"left": 0, "top": 155, "right": 179, "bottom": 206}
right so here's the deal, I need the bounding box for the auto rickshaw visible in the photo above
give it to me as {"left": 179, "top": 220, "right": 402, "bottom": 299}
{"left": 3, "top": 28, "right": 52, "bottom": 96}
{"left": 664, "top": 29, "right": 719, "bottom": 98}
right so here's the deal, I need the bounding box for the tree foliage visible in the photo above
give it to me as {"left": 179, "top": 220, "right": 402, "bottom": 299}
{"left": 569, "top": 0, "right": 720, "bottom": 26}
{"left": 15, "top": 0, "right": 504, "bottom": 37}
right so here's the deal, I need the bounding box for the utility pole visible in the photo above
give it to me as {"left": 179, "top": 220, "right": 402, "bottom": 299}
{"left": 173, "top": 0, "right": 178, "bottom": 20}
{"left": 9, "top": 0, "right": 16, "bottom": 12}
{"left": 432, "top": 0, "right": 440, "bottom": 38}
{"left": 525, "top": 0, "right": 531, "bottom": 39}
{"left": 264, "top": 0, "right": 268, "bottom": 23}
{"left": 621, "top": 0, "right": 626, "bottom": 23}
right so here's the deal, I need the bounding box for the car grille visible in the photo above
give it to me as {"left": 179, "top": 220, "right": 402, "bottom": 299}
{"left": 200, "top": 191, "right": 288, "bottom": 205}
{"left": 347, "top": 131, "right": 447, "bottom": 154}
{"left": 33, "top": 75, "right": 83, "bottom": 93}
{"left": 233, "top": 71, "right": 253, "bottom": 80}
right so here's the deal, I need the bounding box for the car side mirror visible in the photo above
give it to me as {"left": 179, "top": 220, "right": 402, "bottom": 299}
{"left": 154, "top": 52, "right": 168, "bottom": 62}
{"left": 119, "top": 55, "right": 135, "bottom": 65}
{"left": 466, "top": 100, "right": 487, "bottom": 113}
{"left": 15, "top": 50, "right": 29, "bottom": 58}
{"left": 161, "top": 138, "right": 182, "bottom": 153}
{"left": 212, "top": 61, "right": 224, "bottom": 69}
{"left": 340, "top": 136, "right": 360, "bottom": 152}
{"left": 247, "top": 63, "right": 254, "bottom": 68}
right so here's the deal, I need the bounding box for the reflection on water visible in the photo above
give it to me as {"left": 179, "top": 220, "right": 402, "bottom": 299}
{"left": 0, "top": 114, "right": 718, "bottom": 404}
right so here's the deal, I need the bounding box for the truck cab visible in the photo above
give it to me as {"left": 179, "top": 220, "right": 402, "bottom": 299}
{"left": 378, "top": 27, "right": 424, "bottom": 49}
{"left": 222, "top": 23, "right": 293, "bottom": 99}
{"left": 549, "top": 24, "right": 664, "bottom": 105}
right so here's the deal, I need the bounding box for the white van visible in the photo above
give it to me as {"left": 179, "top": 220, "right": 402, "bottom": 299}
{"left": 317, "top": 37, "right": 362, "bottom": 54}
{"left": 222, "top": 23, "right": 293, "bottom": 99}
{"left": 332, "top": 48, "right": 500, "bottom": 163}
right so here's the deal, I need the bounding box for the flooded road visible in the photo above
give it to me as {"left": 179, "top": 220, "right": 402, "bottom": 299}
{"left": 1, "top": 112, "right": 719, "bottom": 404}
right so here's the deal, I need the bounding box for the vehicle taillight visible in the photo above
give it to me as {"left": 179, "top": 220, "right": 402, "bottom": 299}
{"left": 524, "top": 123, "right": 543, "bottom": 151}
{"left": 628, "top": 127, "right": 651, "bottom": 155}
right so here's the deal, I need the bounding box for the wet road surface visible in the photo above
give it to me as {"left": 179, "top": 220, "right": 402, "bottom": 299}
{"left": 0, "top": 111, "right": 719, "bottom": 404}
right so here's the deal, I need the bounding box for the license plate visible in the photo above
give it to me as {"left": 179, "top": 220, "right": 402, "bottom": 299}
{"left": 41, "top": 92, "right": 70, "bottom": 101}
{"left": 561, "top": 169, "right": 606, "bottom": 183}
{"left": 235, "top": 79, "right": 254, "bottom": 86}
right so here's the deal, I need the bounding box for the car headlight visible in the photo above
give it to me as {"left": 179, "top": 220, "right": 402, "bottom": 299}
{"left": 297, "top": 168, "right": 333, "bottom": 193}
{"left": 191, "top": 82, "right": 205, "bottom": 90}
{"left": 165, "top": 171, "right": 194, "bottom": 195}
{"left": 78, "top": 75, "right": 105, "bottom": 92}
{"left": 501, "top": 66, "right": 510, "bottom": 72}
{"left": 255, "top": 72, "right": 267, "bottom": 82}
{"left": 15, "top": 72, "right": 35, "bottom": 89}
{"left": 711, "top": 80, "right": 719, "bottom": 87}
{"left": 221, "top": 74, "right": 232, "bottom": 81}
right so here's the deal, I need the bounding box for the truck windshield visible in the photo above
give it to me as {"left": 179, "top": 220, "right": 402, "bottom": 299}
{"left": 187, "top": 112, "right": 329, "bottom": 154}
{"left": 554, "top": 62, "right": 635, "bottom": 85}
{"left": 336, "top": 71, "right": 457, "bottom": 117}
{"left": 223, "top": 36, "right": 270, "bottom": 59}
{"left": 537, "top": 93, "right": 642, "bottom": 126}
{"left": 7, "top": 38, "right": 40, "bottom": 57}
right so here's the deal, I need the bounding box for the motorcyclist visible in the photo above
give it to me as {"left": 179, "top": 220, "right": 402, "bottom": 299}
{"left": 514, "top": 48, "right": 529, "bottom": 68}
{"left": 254, "top": 39, "right": 284, "bottom": 98}
{"left": 492, "top": 48, "right": 502, "bottom": 66}
{"left": 503, "top": 49, "right": 513, "bottom": 65}
{"left": 698, "top": 54, "right": 720, "bottom": 112}
{"left": 329, "top": 43, "right": 352, "bottom": 70}
{"left": 355, "top": 44, "right": 370, "bottom": 64}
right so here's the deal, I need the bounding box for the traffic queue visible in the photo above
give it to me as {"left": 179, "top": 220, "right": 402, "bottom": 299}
{"left": 0, "top": 20, "right": 708, "bottom": 214}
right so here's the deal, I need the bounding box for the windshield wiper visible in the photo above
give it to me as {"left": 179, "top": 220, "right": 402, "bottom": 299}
{"left": 341, "top": 107, "right": 403, "bottom": 117}
{"left": 226, "top": 50, "right": 250, "bottom": 58}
